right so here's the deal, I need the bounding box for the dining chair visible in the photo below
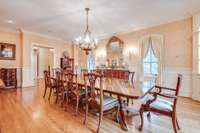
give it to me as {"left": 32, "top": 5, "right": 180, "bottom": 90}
{"left": 129, "top": 71, "right": 135, "bottom": 84}
{"left": 64, "top": 72, "right": 85, "bottom": 115}
{"left": 52, "top": 68, "right": 61, "bottom": 77}
{"left": 83, "top": 73, "right": 119, "bottom": 133}
{"left": 43, "top": 70, "right": 57, "bottom": 101}
{"left": 55, "top": 71, "right": 65, "bottom": 105}
{"left": 139, "top": 74, "right": 182, "bottom": 133}
{"left": 124, "top": 71, "right": 135, "bottom": 106}
{"left": 81, "top": 69, "right": 88, "bottom": 77}
{"left": 61, "top": 57, "right": 74, "bottom": 72}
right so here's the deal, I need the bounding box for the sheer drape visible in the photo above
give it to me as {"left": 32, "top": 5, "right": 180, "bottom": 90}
{"left": 140, "top": 35, "right": 164, "bottom": 85}
{"left": 151, "top": 36, "right": 163, "bottom": 85}
{"left": 141, "top": 38, "right": 150, "bottom": 81}
{"left": 141, "top": 38, "right": 150, "bottom": 60}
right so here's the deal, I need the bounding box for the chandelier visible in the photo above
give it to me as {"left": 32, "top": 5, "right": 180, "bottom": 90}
{"left": 75, "top": 8, "right": 98, "bottom": 55}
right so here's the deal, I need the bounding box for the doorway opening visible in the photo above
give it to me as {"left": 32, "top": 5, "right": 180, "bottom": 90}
{"left": 33, "top": 46, "right": 54, "bottom": 80}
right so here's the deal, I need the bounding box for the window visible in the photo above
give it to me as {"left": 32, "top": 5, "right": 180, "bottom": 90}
{"left": 143, "top": 45, "right": 158, "bottom": 75}
{"left": 87, "top": 52, "right": 95, "bottom": 71}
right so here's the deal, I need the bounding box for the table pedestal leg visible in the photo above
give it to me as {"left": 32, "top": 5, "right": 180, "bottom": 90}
{"left": 118, "top": 96, "right": 129, "bottom": 131}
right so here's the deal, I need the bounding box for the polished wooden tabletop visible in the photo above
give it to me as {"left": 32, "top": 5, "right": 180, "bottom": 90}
{"left": 52, "top": 73, "right": 155, "bottom": 99}
{"left": 76, "top": 75, "right": 155, "bottom": 99}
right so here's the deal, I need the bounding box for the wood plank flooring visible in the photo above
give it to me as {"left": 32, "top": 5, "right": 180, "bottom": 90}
{"left": 0, "top": 80, "right": 200, "bottom": 133}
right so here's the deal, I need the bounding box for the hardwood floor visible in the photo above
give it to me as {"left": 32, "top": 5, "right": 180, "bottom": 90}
{"left": 0, "top": 80, "right": 200, "bottom": 133}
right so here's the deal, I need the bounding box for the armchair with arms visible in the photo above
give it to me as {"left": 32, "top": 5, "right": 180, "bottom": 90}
{"left": 139, "top": 74, "right": 182, "bottom": 133}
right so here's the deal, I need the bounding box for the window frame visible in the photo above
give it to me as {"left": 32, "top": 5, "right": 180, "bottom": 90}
{"left": 143, "top": 45, "right": 158, "bottom": 75}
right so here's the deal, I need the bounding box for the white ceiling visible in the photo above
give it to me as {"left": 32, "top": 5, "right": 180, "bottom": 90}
{"left": 0, "top": 0, "right": 200, "bottom": 41}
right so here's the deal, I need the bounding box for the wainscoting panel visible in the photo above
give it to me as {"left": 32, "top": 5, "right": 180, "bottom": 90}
{"left": 16, "top": 68, "right": 22, "bottom": 87}
{"left": 192, "top": 74, "right": 200, "bottom": 101}
{"left": 22, "top": 67, "right": 35, "bottom": 87}
{"left": 163, "top": 67, "right": 192, "bottom": 97}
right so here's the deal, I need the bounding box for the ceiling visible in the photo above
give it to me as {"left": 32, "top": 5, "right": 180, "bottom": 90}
{"left": 0, "top": 0, "right": 200, "bottom": 41}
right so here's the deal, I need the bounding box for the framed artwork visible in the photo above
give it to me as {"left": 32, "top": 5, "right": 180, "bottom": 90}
{"left": 0, "top": 43, "right": 16, "bottom": 60}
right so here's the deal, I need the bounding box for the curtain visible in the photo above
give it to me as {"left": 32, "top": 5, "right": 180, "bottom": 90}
{"left": 151, "top": 36, "right": 163, "bottom": 85}
{"left": 140, "top": 37, "right": 151, "bottom": 81}
{"left": 141, "top": 38, "right": 150, "bottom": 60}
{"left": 140, "top": 35, "right": 164, "bottom": 85}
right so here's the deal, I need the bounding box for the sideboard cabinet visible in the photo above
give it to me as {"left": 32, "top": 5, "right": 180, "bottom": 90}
{"left": 0, "top": 68, "right": 17, "bottom": 89}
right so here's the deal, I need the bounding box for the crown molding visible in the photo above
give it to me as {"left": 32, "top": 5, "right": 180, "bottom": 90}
{"left": 20, "top": 29, "right": 71, "bottom": 44}
{"left": 98, "top": 16, "right": 192, "bottom": 40}
{"left": 0, "top": 27, "right": 21, "bottom": 34}
{"left": 0, "top": 27, "right": 72, "bottom": 44}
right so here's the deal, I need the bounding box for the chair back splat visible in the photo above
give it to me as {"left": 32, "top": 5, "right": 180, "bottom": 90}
{"left": 83, "top": 72, "right": 119, "bottom": 133}
{"left": 43, "top": 70, "right": 57, "bottom": 101}
{"left": 55, "top": 71, "right": 65, "bottom": 104}
{"left": 64, "top": 72, "right": 85, "bottom": 115}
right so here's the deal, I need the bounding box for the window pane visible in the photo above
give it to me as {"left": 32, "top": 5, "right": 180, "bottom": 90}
{"left": 143, "top": 46, "right": 158, "bottom": 75}
{"left": 151, "top": 53, "right": 158, "bottom": 62}
{"left": 144, "top": 63, "right": 150, "bottom": 74}
{"left": 143, "top": 80, "right": 154, "bottom": 89}
{"left": 147, "top": 46, "right": 157, "bottom": 62}
{"left": 143, "top": 56, "right": 150, "bottom": 62}
{"left": 152, "top": 63, "right": 158, "bottom": 74}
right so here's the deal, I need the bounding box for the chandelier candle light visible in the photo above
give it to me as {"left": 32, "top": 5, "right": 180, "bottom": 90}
{"left": 75, "top": 8, "right": 98, "bottom": 55}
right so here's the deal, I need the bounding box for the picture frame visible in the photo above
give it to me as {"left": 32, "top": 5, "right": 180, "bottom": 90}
{"left": 0, "top": 43, "right": 16, "bottom": 60}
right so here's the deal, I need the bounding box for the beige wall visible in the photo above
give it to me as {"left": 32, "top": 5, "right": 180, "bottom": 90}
{"left": 38, "top": 47, "right": 53, "bottom": 78}
{"left": 0, "top": 18, "right": 193, "bottom": 96}
{"left": 73, "top": 44, "right": 88, "bottom": 70}
{"left": 0, "top": 31, "right": 22, "bottom": 68}
{"left": 96, "top": 18, "right": 192, "bottom": 69}
{"left": 95, "top": 18, "right": 192, "bottom": 97}
{"left": 0, "top": 30, "right": 73, "bottom": 87}
{"left": 21, "top": 32, "right": 73, "bottom": 87}
{"left": 22, "top": 32, "right": 72, "bottom": 68}
{"left": 0, "top": 30, "right": 22, "bottom": 86}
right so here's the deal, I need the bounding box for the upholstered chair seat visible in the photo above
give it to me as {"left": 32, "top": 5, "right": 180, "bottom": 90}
{"left": 150, "top": 98, "right": 173, "bottom": 112}
{"left": 139, "top": 75, "right": 182, "bottom": 133}
{"left": 84, "top": 73, "right": 119, "bottom": 133}
{"left": 95, "top": 94, "right": 118, "bottom": 106}
{"left": 142, "top": 96, "right": 173, "bottom": 112}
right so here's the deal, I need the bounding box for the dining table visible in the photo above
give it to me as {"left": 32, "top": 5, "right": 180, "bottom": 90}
{"left": 53, "top": 74, "right": 155, "bottom": 131}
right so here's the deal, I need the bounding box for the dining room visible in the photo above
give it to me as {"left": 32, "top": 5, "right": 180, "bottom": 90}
{"left": 0, "top": 0, "right": 200, "bottom": 133}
